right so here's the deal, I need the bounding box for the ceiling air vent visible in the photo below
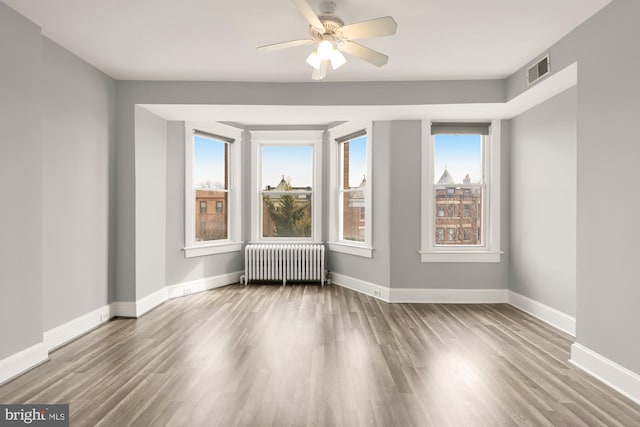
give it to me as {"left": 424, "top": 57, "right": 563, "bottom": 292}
{"left": 527, "top": 54, "right": 550, "bottom": 86}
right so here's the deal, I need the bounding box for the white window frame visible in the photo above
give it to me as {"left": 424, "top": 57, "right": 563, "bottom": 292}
{"left": 328, "top": 122, "right": 373, "bottom": 258}
{"left": 184, "top": 122, "right": 243, "bottom": 258}
{"left": 250, "top": 130, "right": 323, "bottom": 243}
{"left": 419, "top": 120, "right": 501, "bottom": 263}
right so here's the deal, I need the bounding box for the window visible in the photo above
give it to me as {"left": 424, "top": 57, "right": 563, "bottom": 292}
{"left": 328, "top": 122, "right": 373, "bottom": 258}
{"left": 250, "top": 130, "right": 323, "bottom": 242}
{"left": 420, "top": 121, "right": 501, "bottom": 262}
{"left": 339, "top": 133, "right": 367, "bottom": 242}
{"left": 184, "top": 122, "right": 242, "bottom": 257}
{"left": 261, "top": 146, "right": 313, "bottom": 238}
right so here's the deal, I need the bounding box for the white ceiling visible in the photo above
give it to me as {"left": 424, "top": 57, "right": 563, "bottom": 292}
{"left": 4, "top": 0, "right": 610, "bottom": 82}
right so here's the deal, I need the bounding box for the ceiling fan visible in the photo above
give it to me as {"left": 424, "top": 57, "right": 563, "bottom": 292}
{"left": 257, "top": 0, "right": 397, "bottom": 80}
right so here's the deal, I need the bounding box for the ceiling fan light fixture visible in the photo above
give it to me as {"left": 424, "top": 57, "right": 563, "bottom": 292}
{"left": 306, "top": 52, "right": 321, "bottom": 70}
{"left": 317, "top": 40, "right": 334, "bottom": 61}
{"left": 330, "top": 49, "right": 346, "bottom": 70}
{"left": 257, "top": 0, "right": 397, "bottom": 80}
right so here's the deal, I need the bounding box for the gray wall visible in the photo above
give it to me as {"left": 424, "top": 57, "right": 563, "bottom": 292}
{"left": 134, "top": 107, "right": 167, "bottom": 299}
{"left": 114, "top": 89, "right": 136, "bottom": 302}
{"left": 1, "top": 1, "right": 116, "bottom": 359}
{"left": 508, "top": 0, "right": 640, "bottom": 374}
{"left": 510, "top": 88, "right": 577, "bottom": 316}
{"left": 0, "top": 2, "right": 44, "bottom": 359}
{"left": 387, "top": 121, "right": 510, "bottom": 289}
{"left": 41, "top": 38, "right": 116, "bottom": 330}
{"left": 165, "top": 121, "right": 244, "bottom": 286}
{"left": 326, "top": 122, "right": 392, "bottom": 287}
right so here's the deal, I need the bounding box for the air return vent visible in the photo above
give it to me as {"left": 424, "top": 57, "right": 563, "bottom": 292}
{"left": 527, "top": 54, "right": 550, "bottom": 86}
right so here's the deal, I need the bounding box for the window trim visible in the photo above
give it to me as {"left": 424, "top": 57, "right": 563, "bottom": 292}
{"left": 250, "top": 130, "right": 323, "bottom": 243}
{"left": 419, "top": 120, "right": 501, "bottom": 263}
{"left": 328, "top": 121, "right": 373, "bottom": 258}
{"left": 184, "top": 122, "right": 243, "bottom": 257}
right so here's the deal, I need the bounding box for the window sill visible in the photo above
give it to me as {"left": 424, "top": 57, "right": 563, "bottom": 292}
{"left": 184, "top": 242, "right": 243, "bottom": 258}
{"left": 419, "top": 250, "right": 502, "bottom": 263}
{"left": 328, "top": 242, "right": 373, "bottom": 258}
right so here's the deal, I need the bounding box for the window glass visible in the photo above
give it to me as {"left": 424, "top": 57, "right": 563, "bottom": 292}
{"left": 194, "top": 136, "right": 228, "bottom": 241}
{"left": 261, "top": 146, "right": 313, "bottom": 238}
{"left": 339, "top": 136, "right": 367, "bottom": 242}
{"left": 434, "top": 134, "right": 483, "bottom": 246}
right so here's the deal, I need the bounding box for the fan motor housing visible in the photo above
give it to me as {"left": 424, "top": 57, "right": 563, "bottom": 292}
{"left": 310, "top": 14, "right": 344, "bottom": 41}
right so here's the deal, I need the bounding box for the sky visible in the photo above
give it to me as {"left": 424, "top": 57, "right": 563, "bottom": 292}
{"left": 262, "top": 145, "right": 313, "bottom": 188}
{"left": 433, "top": 134, "right": 482, "bottom": 184}
{"left": 194, "top": 135, "right": 226, "bottom": 188}
{"left": 344, "top": 136, "right": 367, "bottom": 188}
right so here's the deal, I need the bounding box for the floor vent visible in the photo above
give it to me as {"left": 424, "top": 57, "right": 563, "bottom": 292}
{"left": 527, "top": 54, "right": 550, "bottom": 86}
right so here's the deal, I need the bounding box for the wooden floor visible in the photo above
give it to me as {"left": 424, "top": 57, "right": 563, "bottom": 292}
{"left": 1, "top": 284, "right": 639, "bottom": 426}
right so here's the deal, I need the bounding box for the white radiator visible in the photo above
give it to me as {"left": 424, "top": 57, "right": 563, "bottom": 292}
{"left": 242, "top": 244, "right": 325, "bottom": 286}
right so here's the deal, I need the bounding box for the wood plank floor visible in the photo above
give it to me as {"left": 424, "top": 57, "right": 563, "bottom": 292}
{"left": 1, "top": 284, "right": 639, "bottom": 426}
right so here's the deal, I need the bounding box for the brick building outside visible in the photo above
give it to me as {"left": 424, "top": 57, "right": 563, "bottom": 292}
{"left": 435, "top": 168, "right": 482, "bottom": 245}
{"left": 195, "top": 190, "right": 228, "bottom": 241}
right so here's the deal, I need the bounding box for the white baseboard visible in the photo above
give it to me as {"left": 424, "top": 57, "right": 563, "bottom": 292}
{"left": 44, "top": 304, "right": 112, "bottom": 351}
{"left": 508, "top": 291, "right": 576, "bottom": 336}
{"left": 0, "top": 342, "right": 48, "bottom": 385}
{"left": 571, "top": 343, "right": 640, "bottom": 405}
{"left": 167, "top": 271, "right": 242, "bottom": 300}
{"left": 111, "top": 271, "right": 242, "bottom": 318}
{"left": 135, "top": 287, "right": 169, "bottom": 317}
{"left": 110, "top": 301, "right": 137, "bottom": 318}
{"left": 330, "top": 272, "right": 508, "bottom": 304}
{"left": 330, "top": 272, "right": 390, "bottom": 302}
{"left": 390, "top": 288, "right": 508, "bottom": 303}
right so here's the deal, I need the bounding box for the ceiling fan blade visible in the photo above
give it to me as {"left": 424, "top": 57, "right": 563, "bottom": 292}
{"left": 291, "top": 0, "right": 325, "bottom": 33}
{"left": 340, "top": 16, "right": 397, "bottom": 40}
{"left": 257, "top": 39, "right": 314, "bottom": 52}
{"left": 339, "top": 41, "right": 389, "bottom": 67}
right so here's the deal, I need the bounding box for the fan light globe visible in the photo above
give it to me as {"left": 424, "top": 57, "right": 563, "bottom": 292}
{"left": 306, "top": 52, "right": 321, "bottom": 70}
{"left": 330, "top": 49, "right": 346, "bottom": 70}
{"left": 317, "top": 40, "right": 334, "bottom": 61}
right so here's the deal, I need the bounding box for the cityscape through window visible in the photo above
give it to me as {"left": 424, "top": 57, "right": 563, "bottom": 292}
{"left": 433, "top": 134, "right": 483, "bottom": 246}
{"left": 261, "top": 145, "right": 313, "bottom": 238}
{"left": 193, "top": 135, "right": 228, "bottom": 242}
{"left": 339, "top": 135, "right": 367, "bottom": 242}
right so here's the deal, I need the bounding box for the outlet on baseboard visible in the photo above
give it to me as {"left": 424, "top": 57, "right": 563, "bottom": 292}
{"left": 100, "top": 312, "right": 110, "bottom": 322}
{"left": 373, "top": 290, "right": 381, "bottom": 297}
{"left": 183, "top": 287, "right": 191, "bottom": 295}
